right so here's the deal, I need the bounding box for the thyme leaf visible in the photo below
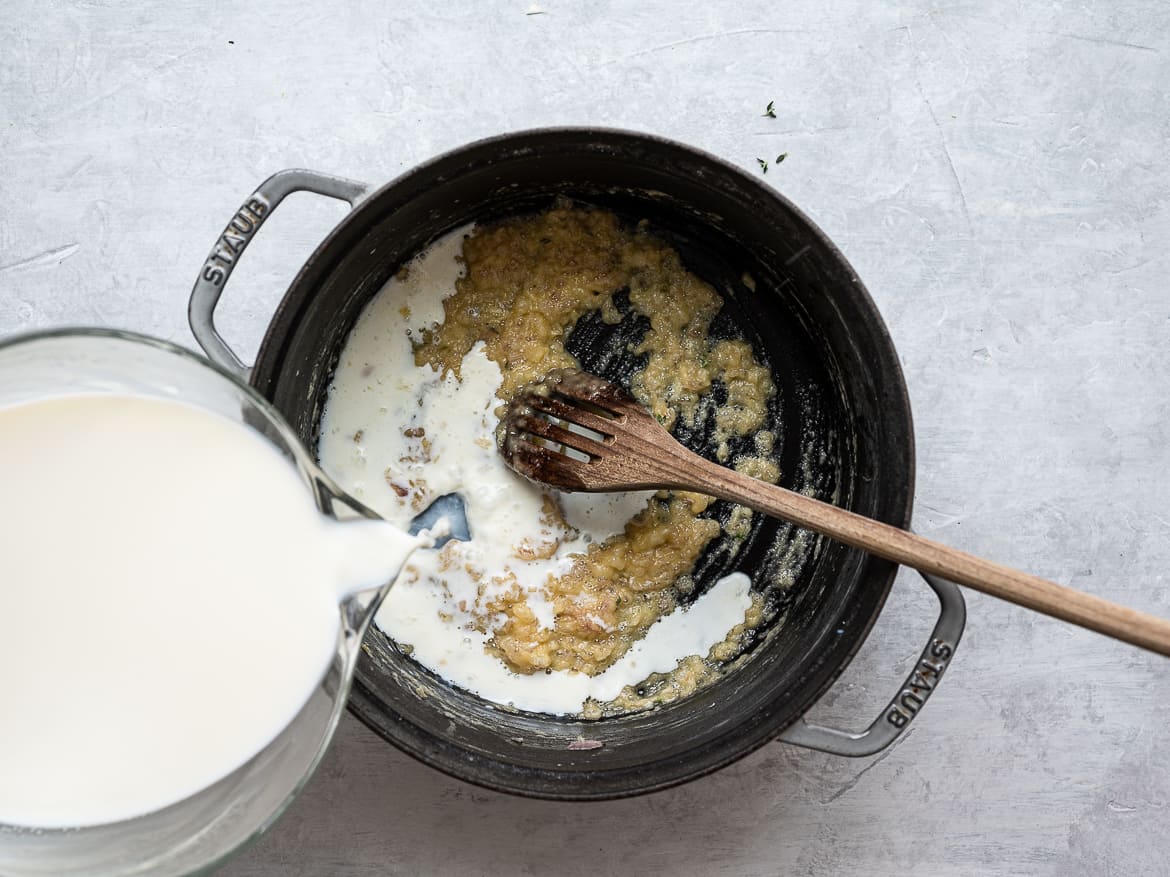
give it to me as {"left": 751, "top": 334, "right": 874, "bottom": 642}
{"left": 756, "top": 158, "right": 768, "bottom": 174}
{"left": 763, "top": 100, "right": 776, "bottom": 118}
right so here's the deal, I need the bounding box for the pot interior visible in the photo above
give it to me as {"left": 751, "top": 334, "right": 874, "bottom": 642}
{"left": 250, "top": 130, "right": 914, "bottom": 798}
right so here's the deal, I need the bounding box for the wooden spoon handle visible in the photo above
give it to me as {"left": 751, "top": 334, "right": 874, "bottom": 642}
{"left": 678, "top": 450, "right": 1170, "bottom": 658}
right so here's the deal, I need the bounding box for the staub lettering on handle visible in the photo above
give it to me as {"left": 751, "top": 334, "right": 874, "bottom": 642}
{"left": 885, "top": 637, "right": 954, "bottom": 729}
{"left": 200, "top": 197, "right": 270, "bottom": 286}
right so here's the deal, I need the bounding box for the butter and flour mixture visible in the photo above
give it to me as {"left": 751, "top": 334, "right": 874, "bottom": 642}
{"left": 318, "top": 203, "right": 778, "bottom": 716}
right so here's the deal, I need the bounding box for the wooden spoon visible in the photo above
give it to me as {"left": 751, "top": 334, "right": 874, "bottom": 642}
{"left": 498, "top": 368, "right": 1170, "bottom": 658}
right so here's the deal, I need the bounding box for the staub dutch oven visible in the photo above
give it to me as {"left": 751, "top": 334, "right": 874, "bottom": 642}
{"left": 188, "top": 128, "right": 966, "bottom": 799}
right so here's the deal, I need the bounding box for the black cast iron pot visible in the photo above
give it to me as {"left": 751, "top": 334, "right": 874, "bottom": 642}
{"left": 188, "top": 128, "right": 965, "bottom": 800}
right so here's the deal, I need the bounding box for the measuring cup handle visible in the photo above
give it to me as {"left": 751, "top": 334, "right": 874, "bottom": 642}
{"left": 187, "top": 169, "right": 369, "bottom": 378}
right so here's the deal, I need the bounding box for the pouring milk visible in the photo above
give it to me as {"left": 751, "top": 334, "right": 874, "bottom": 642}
{"left": 0, "top": 393, "right": 421, "bottom": 829}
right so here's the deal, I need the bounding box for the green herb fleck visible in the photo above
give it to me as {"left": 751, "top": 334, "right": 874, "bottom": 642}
{"left": 763, "top": 100, "right": 776, "bottom": 118}
{"left": 756, "top": 158, "right": 768, "bottom": 174}
{"left": 776, "top": 152, "right": 788, "bottom": 164}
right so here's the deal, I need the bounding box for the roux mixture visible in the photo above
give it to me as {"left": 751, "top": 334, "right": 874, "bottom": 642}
{"left": 318, "top": 202, "right": 781, "bottom": 716}
{"left": 418, "top": 206, "right": 774, "bottom": 680}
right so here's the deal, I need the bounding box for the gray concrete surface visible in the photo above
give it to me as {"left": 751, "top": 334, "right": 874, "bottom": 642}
{"left": 4, "top": 1, "right": 1170, "bottom": 874}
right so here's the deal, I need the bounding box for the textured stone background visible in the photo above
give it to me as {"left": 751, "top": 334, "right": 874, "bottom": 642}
{"left": 3, "top": 2, "right": 1170, "bottom": 874}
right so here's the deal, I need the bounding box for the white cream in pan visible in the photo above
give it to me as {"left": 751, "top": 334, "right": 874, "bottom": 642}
{"left": 317, "top": 226, "right": 752, "bottom": 715}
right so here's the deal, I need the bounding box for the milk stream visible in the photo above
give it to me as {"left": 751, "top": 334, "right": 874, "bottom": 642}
{"left": 318, "top": 225, "right": 753, "bottom": 715}
{"left": 0, "top": 394, "right": 421, "bottom": 829}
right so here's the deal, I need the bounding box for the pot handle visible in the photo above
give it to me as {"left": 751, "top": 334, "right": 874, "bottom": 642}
{"left": 777, "top": 567, "right": 966, "bottom": 757}
{"left": 188, "top": 169, "right": 369, "bottom": 378}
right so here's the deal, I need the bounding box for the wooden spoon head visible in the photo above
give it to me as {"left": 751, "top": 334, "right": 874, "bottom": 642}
{"left": 497, "top": 368, "right": 681, "bottom": 492}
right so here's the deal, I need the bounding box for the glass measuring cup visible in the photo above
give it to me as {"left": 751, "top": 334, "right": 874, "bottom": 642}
{"left": 0, "top": 329, "right": 397, "bottom": 877}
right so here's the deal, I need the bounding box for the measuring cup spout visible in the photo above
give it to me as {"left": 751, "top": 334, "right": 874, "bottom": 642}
{"left": 304, "top": 465, "right": 415, "bottom": 667}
